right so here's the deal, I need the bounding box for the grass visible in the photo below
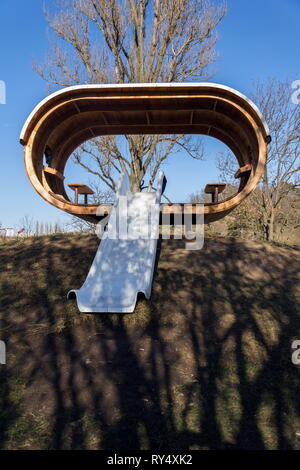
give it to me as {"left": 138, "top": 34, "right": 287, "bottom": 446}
{"left": 0, "top": 234, "right": 299, "bottom": 449}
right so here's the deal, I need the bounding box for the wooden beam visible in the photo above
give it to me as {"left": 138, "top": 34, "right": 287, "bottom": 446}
{"left": 43, "top": 166, "right": 65, "bottom": 181}
{"left": 234, "top": 163, "right": 252, "bottom": 179}
{"left": 204, "top": 183, "right": 226, "bottom": 194}
{"left": 68, "top": 184, "right": 95, "bottom": 195}
{"left": 73, "top": 102, "right": 81, "bottom": 113}
{"left": 146, "top": 111, "right": 151, "bottom": 125}
{"left": 101, "top": 112, "right": 109, "bottom": 125}
{"left": 190, "top": 110, "right": 194, "bottom": 124}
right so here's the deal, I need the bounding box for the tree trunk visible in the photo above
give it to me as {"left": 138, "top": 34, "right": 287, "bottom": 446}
{"left": 130, "top": 171, "right": 143, "bottom": 192}
{"left": 268, "top": 208, "right": 275, "bottom": 242}
{"left": 263, "top": 208, "right": 275, "bottom": 242}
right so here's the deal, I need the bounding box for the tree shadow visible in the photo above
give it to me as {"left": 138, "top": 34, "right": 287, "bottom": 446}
{"left": 0, "top": 235, "right": 299, "bottom": 449}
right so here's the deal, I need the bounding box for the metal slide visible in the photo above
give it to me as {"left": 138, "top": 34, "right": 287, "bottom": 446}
{"left": 67, "top": 171, "right": 166, "bottom": 313}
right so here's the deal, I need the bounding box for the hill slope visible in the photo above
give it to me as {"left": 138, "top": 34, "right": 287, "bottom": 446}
{"left": 0, "top": 235, "right": 299, "bottom": 449}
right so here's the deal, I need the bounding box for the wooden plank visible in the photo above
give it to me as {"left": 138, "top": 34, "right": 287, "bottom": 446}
{"left": 68, "top": 184, "right": 94, "bottom": 195}
{"left": 204, "top": 183, "right": 226, "bottom": 194}
{"left": 234, "top": 163, "right": 252, "bottom": 179}
{"left": 43, "top": 166, "right": 65, "bottom": 181}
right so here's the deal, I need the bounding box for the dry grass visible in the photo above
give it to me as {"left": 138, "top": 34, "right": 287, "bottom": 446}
{"left": 0, "top": 234, "right": 299, "bottom": 449}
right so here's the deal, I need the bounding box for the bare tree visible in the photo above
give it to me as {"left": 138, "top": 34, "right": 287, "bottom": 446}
{"left": 19, "top": 215, "right": 35, "bottom": 236}
{"left": 54, "top": 222, "right": 62, "bottom": 233}
{"left": 35, "top": 220, "right": 40, "bottom": 236}
{"left": 217, "top": 78, "right": 300, "bottom": 242}
{"left": 34, "top": 0, "right": 226, "bottom": 192}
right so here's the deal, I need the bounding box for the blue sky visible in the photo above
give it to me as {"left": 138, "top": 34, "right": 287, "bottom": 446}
{"left": 0, "top": 0, "right": 299, "bottom": 229}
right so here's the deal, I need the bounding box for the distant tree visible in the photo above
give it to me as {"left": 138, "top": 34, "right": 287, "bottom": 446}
{"left": 272, "top": 184, "right": 300, "bottom": 240}
{"left": 19, "top": 215, "right": 34, "bottom": 236}
{"left": 218, "top": 78, "right": 300, "bottom": 242}
{"left": 35, "top": 221, "right": 40, "bottom": 236}
{"left": 87, "top": 180, "right": 115, "bottom": 205}
{"left": 34, "top": 0, "right": 226, "bottom": 193}
{"left": 226, "top": 198, "right": 260, "bottom": 239}
{"left": 189, "top": 190, "right": 205, "bottom": 203}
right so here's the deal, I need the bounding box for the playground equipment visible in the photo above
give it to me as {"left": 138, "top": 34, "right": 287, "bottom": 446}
{"left": 20, "top": 83, "right": 270, "bottom": 224}
{"left": 20, "top": 82, "right": 270, "bottom": 312}
{"left": 67, "top": 170, "right": 166, "bottom": 312}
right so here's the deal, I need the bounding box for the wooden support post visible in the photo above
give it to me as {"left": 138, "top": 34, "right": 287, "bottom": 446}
{"left": 212, "top": 187, "right": 218, "bottom": 203}
{"left": 74, "top": 187, "right": 78, "bottom": 205}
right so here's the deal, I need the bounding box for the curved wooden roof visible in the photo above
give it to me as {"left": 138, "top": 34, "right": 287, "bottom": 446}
{"left": 20, "top": 83, "right": 270, "bottom": 223}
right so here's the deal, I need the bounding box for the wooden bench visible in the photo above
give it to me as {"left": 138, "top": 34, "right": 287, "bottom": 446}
{"left": 204, "top": 183, "right": 226, "bottom": 203}
{"left": 68, "top": 184, "right": 94, "bottom": 204}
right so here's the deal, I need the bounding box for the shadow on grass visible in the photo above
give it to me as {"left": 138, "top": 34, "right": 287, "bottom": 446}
{"left": 0, "top": 235, "right": 299, "bottom": 449}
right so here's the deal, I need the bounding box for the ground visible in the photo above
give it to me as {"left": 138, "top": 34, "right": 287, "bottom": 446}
{"left": 0, "top": 234, "right": 299, "bottom": 450}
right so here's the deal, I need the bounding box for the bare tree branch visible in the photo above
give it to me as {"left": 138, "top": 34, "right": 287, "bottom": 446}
{"left": 35, "top": 0, "right": 226, "bottom": 193}
{"left": 217, "top": 78, "right": 300, "bottom": 242}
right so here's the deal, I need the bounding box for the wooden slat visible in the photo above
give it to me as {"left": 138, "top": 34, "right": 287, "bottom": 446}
{"left": 68, "top": 184, "right": 94, "bottom": 195}
{"left": 204, "top": 183, "right": 226, "bottom": 194}
{"left": 43, "top": 166, "right": 65, "bottom": 181}
{"left": 234, "top": 163, "right": 252, "bottom": 179}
